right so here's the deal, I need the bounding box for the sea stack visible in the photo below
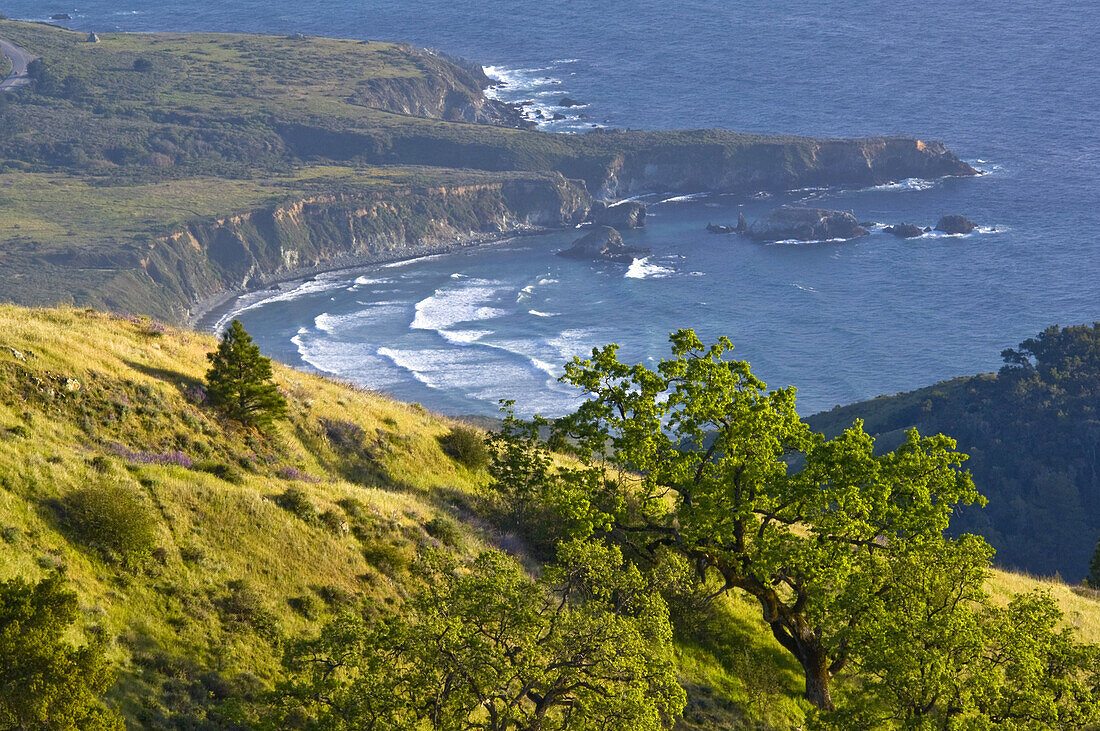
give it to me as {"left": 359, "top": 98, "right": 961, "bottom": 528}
{"left": 748, "top": 207, "right": 869, "bottom": 242}
{"left": 557, "top": 226, "right": 650, "bottom": 264}
{"left": 883, "top": 223, "right": 924, "bottom": 238}
{"left": 935, "top": 215, "right": 978, "bottom": 234}
{"left": 590, "top": 200, "right": 647, "bottom": 229}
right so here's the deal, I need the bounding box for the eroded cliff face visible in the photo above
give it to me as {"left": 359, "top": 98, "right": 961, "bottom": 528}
{"left": 351, "top": 47, "right": 532, "bottom": 128}
{"left": 591, "top": 136, "right": 978, "bottom": 199}
{"left": 116, "top": 175, "right": 588, "bottom": 323}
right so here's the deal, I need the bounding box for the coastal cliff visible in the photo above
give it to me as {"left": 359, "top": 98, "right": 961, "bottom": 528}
{"left": 581, "top": 134, "right": 977, "bottom": 199}
{"left": 111, "top": 175, "right": 588, "bottom": 323}
{"left": 350, "top": 45, "right": 532, "bottom": 128}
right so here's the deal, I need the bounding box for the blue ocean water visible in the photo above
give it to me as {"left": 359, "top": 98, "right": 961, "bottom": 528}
{"left": 13, "top": 1, "right": 1099, "bottom": 416}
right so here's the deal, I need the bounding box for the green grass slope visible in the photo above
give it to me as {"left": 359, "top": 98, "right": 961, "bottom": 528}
{"left": 0, "top": 306, "right": 1096, "bottom": 728}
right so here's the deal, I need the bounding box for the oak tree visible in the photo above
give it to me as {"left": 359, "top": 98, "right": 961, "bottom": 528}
{"left": 551, "top": 330, "right": 985, "bottom": 710}
{"left": 281, "top": 542, "right": 684, "bottom": 730}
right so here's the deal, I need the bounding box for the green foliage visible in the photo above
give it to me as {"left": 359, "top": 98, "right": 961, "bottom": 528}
{"left": 810, "top": 323, "right": 1100, "bottom": 579}
{"left": 220, "top": 580, "right": 280, "bottom": 642}
{"left": 0, "top": 574, "right": 123, "bottom": 730}
{"left": 205, "top": 320, "right": 288, "bottom": 428}
{"left": 1089, "top": 536, "right": 1100, "bottom": 588}
{"left": 275, "top": 486, "right": 319, "bottom": 524}
{"left": 423, "top": 515, "right": 461, "bottom": 546}
{"left": 438, "top": 424, "right": 489, "bottom": 470}
{"left": 830, "top": 581, "right": 1100, "bottom": 729}
{"left": 279, "top": 541, "right": 685, "bottom": 729}
{"left": 552, "top": 329, "right": 985, "bottom": 710}
{"left": 62, "top": 481, "right": 158, "bottom": 565}
{"left": 486, "top": 405, "right": 615, "bottom": 552}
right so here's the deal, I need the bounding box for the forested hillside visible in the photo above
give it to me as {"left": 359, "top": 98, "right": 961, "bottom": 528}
{"left": 810, "top": 323, "right": 1100, "bottom": 580}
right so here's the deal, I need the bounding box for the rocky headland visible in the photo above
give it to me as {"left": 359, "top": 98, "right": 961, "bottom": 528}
{"left": 0, "top": 20, "right": 983, "bottom": 324}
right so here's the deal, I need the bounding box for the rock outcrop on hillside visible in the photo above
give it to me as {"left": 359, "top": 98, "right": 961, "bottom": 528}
{"left": 748, "top": 207, "right": 869, "bottom": 242}
{"left": 350, "top": 47, "right": 532, "bottom": 128}
{"left": 557, "top": 226, "right": 650, "bottom": 264}
{"left": 590, "top": 200, "right": 647, "bottom": 228}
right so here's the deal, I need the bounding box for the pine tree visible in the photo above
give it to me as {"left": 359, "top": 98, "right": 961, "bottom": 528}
{"left": 205, "top": 320, "right": 288, "bottom": 428}
{"left": 1088, "top": 535, "right": 1100, "bottom": 588}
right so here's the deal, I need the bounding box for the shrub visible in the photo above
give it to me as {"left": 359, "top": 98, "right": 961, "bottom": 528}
{"left": 321, "top": 418, "right": 365, "bottom": 450}
{"left": 195, "top": 460, "right": 243, "bottom": 484}
{"left": 313, "top": 584, "right": 355, "bottom": 608}
{"left": 276, "top": 486, "right": 318, "bottom": 524}
{"left": 424, "top": 516, "right": 462, "bottom": 546}
{"left": 320, "top": 509, "right": 348, "bottom": 535}
{"left": 220, "top": 580, "right": 278, "bottom": 641}
{"left": 287, "top": 594, "right": 320, "bottom": 620}
{"left": 439, "top": 426, "right": 489, "bottom": 470}
{"left": 62, "top": 483, "right": 158, "bottom": 565}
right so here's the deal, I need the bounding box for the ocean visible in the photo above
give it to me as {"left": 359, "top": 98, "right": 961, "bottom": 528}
{"left": 14, "top": 0, "right": 1099, "bottom": 417}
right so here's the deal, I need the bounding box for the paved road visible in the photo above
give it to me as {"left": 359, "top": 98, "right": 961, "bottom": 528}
{"left": 0, "top": 38, "right": 36, "bottom": 91}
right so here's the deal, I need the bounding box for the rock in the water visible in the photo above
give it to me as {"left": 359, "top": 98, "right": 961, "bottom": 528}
{"left": 590, "top": 200, "right": 647, "bottom": 229}
{"left": 748, "top": 207, "right": 869, "bottom": 242}
{"left": 557, "top": 226, "right": 650, "bottom": 264}
{"left": 51, "top": 13, "right": 72, "bottom": 20}
{"left": 560, "top": 97, "right": 583, "bottom": 107}
{"left": 935, "top": 215, "right": 977, "bottom": 234}
{"left": 735, "top": 212, "right": 748, "bottom": 233}
{"left": 883, "top": 223, "right": 924, "bottom": 238}
{"left": 706, "top": 223, "right": 735, "bottom": 234}
{"left": 551, "top": 112, "right": 566, "bottom": 120}
{"left": 924, "top": 226, "right": 933, "bottom": 232}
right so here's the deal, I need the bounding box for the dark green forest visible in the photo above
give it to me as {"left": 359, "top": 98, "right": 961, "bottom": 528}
{"left": 810, "top": 323, "right": 1100, "bottom": 580}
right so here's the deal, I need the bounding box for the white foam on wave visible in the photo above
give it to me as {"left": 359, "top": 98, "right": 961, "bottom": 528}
{"left": 767, "top": 237, "right": 854, "bottom": 246}
{"left": 483, "top": 62, "right": 593, "bottom": 131}
{"left": 354, "top": 275, "right": 394, "bottom": 286}
{"left": 658, "top": 192, "right": 711, "bottom": 204}
{"left": 625, "top": 257, "right": 675, "bottom": 279}
{"left": 410, "top": 277, "right": 510, "bottom": 333}
{"left": 792, "top": 283, "right": 819, "bottom": 293}
{"left": 213, "top": 278, "right": 347, "bottom": 332}
{"left": 438, "top": 329, "right": 493, "bottom": 345}
{"left": 380, "top": 253, "right": 447, "bottom": 269}
{"left": 868, "top": 177, "right": 938, "bottom": 192}
{"left": 920, "top": 225, "right": 1007, "bottom": 240}
{"left": 547, "top": 328, "right": 604, "bottom": 362}
{"left": 528, "top": 310, "right": 559, "bottom": 318}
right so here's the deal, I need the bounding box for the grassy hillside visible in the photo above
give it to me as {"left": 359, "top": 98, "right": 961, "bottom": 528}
{"left": 0, "top": 306, "right": 1096, "bottom": 728}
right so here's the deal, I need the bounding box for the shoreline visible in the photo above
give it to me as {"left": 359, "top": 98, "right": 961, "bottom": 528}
{"left": 189, "top": 228, "right": 559, "bottom": 332}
